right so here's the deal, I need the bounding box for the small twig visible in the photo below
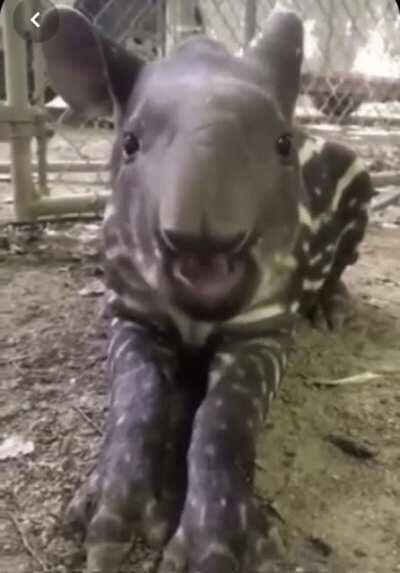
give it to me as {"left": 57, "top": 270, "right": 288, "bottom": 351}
{"left": 8, "top": 512, "right": 50, "bottom": 572}
{"left": 326, "top": 433, "right": 378, "bottom": 460}
{"left": 72, "top": 405, "right": 103, "bottom": 435}
{"left": 312, "top": 371, "right": 382, "bottom": 386}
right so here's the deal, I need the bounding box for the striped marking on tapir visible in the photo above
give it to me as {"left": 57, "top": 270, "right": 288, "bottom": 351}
{"left": 297, "top": 152, "right": 367, "bottom": 235}
{"left": 208, "top": 352, "right": 235, "bottom": 390}
{"left": 103, "top": 201, "right": 116, "bottom": 222}
{"left": 227, "top": 303, "right": 287, "bottom": 326}
{"left": 302, "top": 277, "right": 325, "bottom": 292}
{"left": 105, "top": 243, "right": 128, "bottom": 261}
{"left": 331, "top": 157, "right": 366, "bottom": 212}
{"left": 298, "top": 136, "right": 325, "bottom": 166}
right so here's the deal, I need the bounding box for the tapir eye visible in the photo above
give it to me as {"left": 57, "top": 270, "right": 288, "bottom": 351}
{"left": 276, "top": 133, "right": 293, "bottom": 158}
{"left": 122, "top": 132, "right": 140, "bottom": 159}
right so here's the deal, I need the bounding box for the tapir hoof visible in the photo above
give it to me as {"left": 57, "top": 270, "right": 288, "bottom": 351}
{"left": 65, "top": 467, "right": 173, "bottom": 572}
{"left": 158, "top": 505, "right": 288, "bottom": 573}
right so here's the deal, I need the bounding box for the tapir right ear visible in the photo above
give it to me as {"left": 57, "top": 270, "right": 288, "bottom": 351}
{"left": 243, "top": 9, "right": 303, "bottom": 120}
{"left": 40, "top": 7, "right": 144, "bottom": 118}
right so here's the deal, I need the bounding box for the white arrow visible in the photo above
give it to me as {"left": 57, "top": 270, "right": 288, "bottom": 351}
{"left": 31, "top": 11, "right": 41, "bottom": 29}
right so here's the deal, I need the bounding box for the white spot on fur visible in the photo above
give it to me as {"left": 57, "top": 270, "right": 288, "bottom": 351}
{"left": 114, "top": 338, "right": 131, "bottom": 361}
{"left": 321, "top": 263, "right": 332, "bottom": 276}
{"left": 239, "top": 503, "right": 248, "bottom": 529}
{"left": 220, "top": 497, "right": 227, "bottom": 507}
{"left": 103, "top": 202, "right": 116, "bottom": 222}
{"left": 116, "top": 414, "right": 126, "bottom": 427}
{"left": 273, "top": 253, "right": 298, "bottom": 270}
{"left": 298, "top": 137, "right": 325, "bottom": 166}
{"left": 106, "top": 244, "right": 126, "bottom": 260}
{"left": 189, "top": 496, "right": 201, "bottom": 509}
{"left": 290, "top": 301, "right": 300, "bottom": 314}
{"left": 209, "top": 370, "right": 222, "bottom": 390}
{"left": 106, "top": 289, "right": 119, "bottom": 305}
{"left": 199, "top": 505, "right": 206, "bottom": 528}
{"left": 309, "top": 251, "right": 324, "bottom": 266}
{"left": 218, "top": 352, "right": 235, "bottom": 368}
{"left": 331, "top": 157, "right": 365, "bottom": 212}
{"left": 205, "top": 445, "right": 216, "bottom": 457}
{"left": 135, "top": 250, "right": 145, "bottom": 265}
{"left": 145, "top": 499, "right": 157, "bottom": 517}
{"left": 228, "top": 303, "right": 286, "bottom": 325}
{"left": 298, "top": 204, "right": 313, "bottom": 228}
{"left": 303, "top": 277, "right": 325, "bottom": 291}
{"left": 143, "top": 378, "right": 154, "bottom": 392}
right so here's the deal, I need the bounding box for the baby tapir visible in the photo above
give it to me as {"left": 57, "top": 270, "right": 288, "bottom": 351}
{"left": 41, "top": 6, "right": 373, "bottom": 573}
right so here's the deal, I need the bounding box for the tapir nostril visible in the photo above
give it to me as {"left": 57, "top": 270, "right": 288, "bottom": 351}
{"left": 161, "top": 229, "right": 250, "bottom": 254}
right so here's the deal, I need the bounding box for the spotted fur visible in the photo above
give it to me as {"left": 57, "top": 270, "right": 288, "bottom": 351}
{"left": 41, "top": 7, "right": 374, "bottom": 573}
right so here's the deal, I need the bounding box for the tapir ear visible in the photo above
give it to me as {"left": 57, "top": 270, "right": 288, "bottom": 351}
{"left": 40, "top": 7, "right": 144, "bottom": 118}
{"left": 243, "top": 9, "right": 303, "bottom": 120}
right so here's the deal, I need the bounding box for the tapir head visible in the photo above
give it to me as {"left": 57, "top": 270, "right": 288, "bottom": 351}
{"left": 41, "top": 8, "right": 304, "bottom": 321}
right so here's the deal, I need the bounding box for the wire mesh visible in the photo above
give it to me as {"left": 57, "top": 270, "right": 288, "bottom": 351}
{"left": 201, "top": 0, "right": 400, "bottom": 123}
{"left": 6, "top": 0, "right": 399, "bottom": 223}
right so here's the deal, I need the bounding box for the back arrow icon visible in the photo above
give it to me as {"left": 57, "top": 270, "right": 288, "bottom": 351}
{"left": 31, "top": 11, "right": 41, "bottom": 28}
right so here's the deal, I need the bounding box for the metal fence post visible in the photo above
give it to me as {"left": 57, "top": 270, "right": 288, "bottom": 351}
{"left": 2, "top": 0, "right": 36, "bottom": 220}
{"left": 244, "top": 0, "right": 257, "bottom": 46}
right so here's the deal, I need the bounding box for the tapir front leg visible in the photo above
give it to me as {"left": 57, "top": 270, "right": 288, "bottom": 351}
{"left": 67, "top": 320, "right": 192, "bottom": 573}
{"left": 160, "top": 333, "right": 291, "bottom": 573}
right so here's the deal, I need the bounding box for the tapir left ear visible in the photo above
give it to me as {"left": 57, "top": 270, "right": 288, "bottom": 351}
{"left": 40, "top": 7, "right": 144, "bottom": 118}
{"left": 243, "top": 9, "right": 303, "bottom": 120}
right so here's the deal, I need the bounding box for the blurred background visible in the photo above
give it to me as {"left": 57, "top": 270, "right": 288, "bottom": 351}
{"left": 1, "top": 0, "right": 400, "bottom": 226}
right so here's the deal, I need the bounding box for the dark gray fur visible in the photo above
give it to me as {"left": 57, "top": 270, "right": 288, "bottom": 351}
{"left": 41, "top": 8, "right": 373, "bottom": 572}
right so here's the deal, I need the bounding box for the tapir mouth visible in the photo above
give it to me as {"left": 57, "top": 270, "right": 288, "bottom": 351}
{"left": 158, "top": 229, "right": 259, "bottom": 320}
{"left": 171, "top": 252, "right": 247, "bottom": 302}
{"left": 161, "top": 248, "right": 258, "bottom": 321}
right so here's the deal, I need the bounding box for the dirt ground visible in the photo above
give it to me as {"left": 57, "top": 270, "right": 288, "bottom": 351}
{"left": 0, "top": 218, "right": 399, "bottom": 573}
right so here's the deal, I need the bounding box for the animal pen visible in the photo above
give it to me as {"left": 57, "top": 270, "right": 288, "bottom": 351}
{"left": 1, "top": 2, "right": 400, "bottom": 573}
{"left": 1, "top": 0, "right": 400, "bottom": 224}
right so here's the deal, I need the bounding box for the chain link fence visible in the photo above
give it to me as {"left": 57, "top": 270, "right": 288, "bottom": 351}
{"left": 203, "top": 0, "right": 400, "bottom": 121}
{"left": 1, "top": 0, "right": 400, "bottom": 224}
